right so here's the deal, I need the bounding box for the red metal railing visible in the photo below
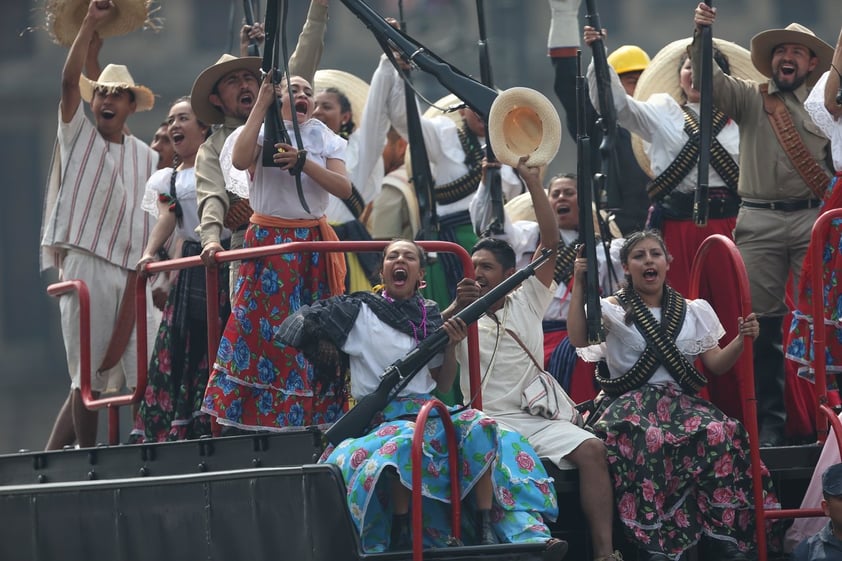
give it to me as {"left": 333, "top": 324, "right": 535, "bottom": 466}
{"left": 411, "top": 399, "right": 462, "bottom": 561}
{"left": 50, "top": 240, "right": 482, "bottom": 445}
{"left": 688, "top": 211, "right": 842, "bottom": 560}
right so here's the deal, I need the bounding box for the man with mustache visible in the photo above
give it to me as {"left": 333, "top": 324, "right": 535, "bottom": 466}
{"left": 194, "top": 0, "right": 328, "bottom": 299}
{"left": 692, "top": 3, "right": 833, "bottom": 447}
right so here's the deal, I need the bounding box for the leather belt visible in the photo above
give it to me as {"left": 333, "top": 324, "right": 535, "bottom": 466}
{"left": 741, "top": 199, "right": 821, "bottom": 212}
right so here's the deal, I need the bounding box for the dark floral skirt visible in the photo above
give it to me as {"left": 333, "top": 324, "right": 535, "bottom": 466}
{"left": 130, "top": 241, "right": 231, "bottom": 443}
{"left": 592, "top": 383, "right": 781, "bottom": 558}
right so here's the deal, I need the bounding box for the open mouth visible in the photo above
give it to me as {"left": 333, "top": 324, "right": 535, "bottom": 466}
{"left": 171, "top": 132, "right": 184, "bottom": 144}
{"left": 557, "top": 206, "right": 571, "bottom": 216}
{"left": 642, "top": 268, "right": 658, "bottom": 281}
{"left": 779, "top": 64, "right": 796, "bottom": 77}
{"left": 101, "top": 109, "right": 116, "bottom": 120}
{"left": 294, "top": 100, "right": 309, "bottom": 117}
{"left": 392, "top": 268, "right": 408, "bottom": 286}
{"left": 239, "top": 93, "right": 254, "bottom": 105}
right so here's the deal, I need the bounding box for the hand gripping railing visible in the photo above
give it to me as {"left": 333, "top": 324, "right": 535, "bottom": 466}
{"left": 46, "top": 279, "right": 146, "bottom": 446}
{"left": 411, "top": 399, "right": 461, "bottom": 561}
{"left": 52, "top": 240, "right": 482, "bottom": 446}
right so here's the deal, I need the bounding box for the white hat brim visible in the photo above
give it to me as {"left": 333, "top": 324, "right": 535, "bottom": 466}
{"left": 488, "top": 87, "right": 562, "bottom": 168}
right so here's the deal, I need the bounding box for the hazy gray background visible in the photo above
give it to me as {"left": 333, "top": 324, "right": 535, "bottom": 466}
{"left": 0, "top": 0, "right": 836, "bottom": 452}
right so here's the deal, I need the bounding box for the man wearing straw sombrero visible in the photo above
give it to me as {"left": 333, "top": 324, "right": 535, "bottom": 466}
{"left": 194, "top": 0, "right": 328, "bottom": 303}
{"left": 41, "top": 0, "right": 158, "bottom": 449}
{"left": 693, "top": 3, "right": 834, "bottom": 448}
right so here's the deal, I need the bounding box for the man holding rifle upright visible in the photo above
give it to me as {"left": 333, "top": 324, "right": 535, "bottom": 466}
{"left": 448, "top": 156, "right": 621, "bottom": 561}
{"left": 692, "top": 3, "right": 832, "bottom": 447}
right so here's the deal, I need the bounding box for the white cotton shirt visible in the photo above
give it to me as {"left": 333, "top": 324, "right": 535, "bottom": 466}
{"left": 805, "top": 71, "right": 842, "bottom": 171}
{"left": 341, "top": 303, "right": 441, "bottom": 400}
{"left": 588, "top": 63, "right": 740, "bottom": 194}
{"left": 220, "top": 118, "right": 347, "bottom": 219}
{"left": 577, "top": 297, "right": 725, "bottom": 386}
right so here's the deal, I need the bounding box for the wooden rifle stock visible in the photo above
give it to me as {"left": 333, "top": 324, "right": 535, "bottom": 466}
{"left": 584, "top": 0, "right": 621, "bottom": 211}
{"left": 243, "top": 0, "right": 261, "bottom": 57}
{"left": 475, "top": 0, "right": 504, "bottom": 236}
{"left": 397, "top": 2, "right": 437, "bottom": 241}
{"left": 694, "top": 0, "right": 713, "bottom": 226}
{"left": 576, "top": 52, "right": 604, "bottom": 345}
{"left": 324, "top": 248, "right": 553, "bottom": 446}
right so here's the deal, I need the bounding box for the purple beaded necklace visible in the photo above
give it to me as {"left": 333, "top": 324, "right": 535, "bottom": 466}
{"left": 381, "top": 291, "right": 428, "bottom": 343}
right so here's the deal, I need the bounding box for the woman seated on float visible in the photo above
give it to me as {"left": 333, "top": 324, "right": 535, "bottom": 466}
{"left": 277, "top": 239, "right": 566, "bottom": 558}
{"left": 569, "top": 230, "right": 780, "bottom": 561}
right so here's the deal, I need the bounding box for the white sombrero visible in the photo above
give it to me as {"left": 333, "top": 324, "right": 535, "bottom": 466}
{"left": 313, "top": 69, "right": 370, "bottom": 130}
{"left": 79, "top": 63, "right": 155, "bottom": 111}
{"left": 631, "top": 37, "right": 765, "bottom": 178}
{"left": 487, "top": 87, "right": 562, "bottom": 168}
{"left": 750, "top": 23, "right": 832, "bottom": 88}
{"left": 45, "top": 0, "right": 156, "bottom": 47}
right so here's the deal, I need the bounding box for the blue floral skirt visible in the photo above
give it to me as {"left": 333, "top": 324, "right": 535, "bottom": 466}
{"left": 320, "top": 395, "right": 558, "bottom": 551}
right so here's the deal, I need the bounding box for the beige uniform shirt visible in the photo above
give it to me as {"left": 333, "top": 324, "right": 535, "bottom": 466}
{"left": 690, "top": 31, "right": 830, "bottom": 201}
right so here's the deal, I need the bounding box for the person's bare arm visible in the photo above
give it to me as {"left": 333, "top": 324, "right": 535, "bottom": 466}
{"left": 61, "top": 0, "right": 110, "bottom": 123}
{"left": 518, "top": 157, "right": 558, "bottom": 288}
{"left": 699, "top": 312, "right": 759, "bottom": 376}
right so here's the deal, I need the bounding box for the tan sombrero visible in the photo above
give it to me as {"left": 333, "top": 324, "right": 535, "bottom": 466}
{"left": 488, "top": 87, "right": 562, "bottom": 168}
{"left": 751, "top": 23, "right": 833, "bottom": 88}
{"left": 190, "top": 54, "right": 262, "bottom": 125}
{"left": 45, "top": 0, "right": 155, "bottom": 47}
{"left": 423, "top": 93, "right": 466, "bottom": 124}
{"left": 313, "top": 69, "right": 370, "bottom": 130}
{"left": 631, "top": 37, "right": 765, "bottom": 178}
{"left": 79, "top": 63, "right": 154, "bottom": 111}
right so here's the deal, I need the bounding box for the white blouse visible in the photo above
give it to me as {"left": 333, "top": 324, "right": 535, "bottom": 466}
{"left": 577, "top": 296, "right": 725, "bottom": 386}
{"left": 804, "top": 71, "right": 842, "bottom": 171}
{"left": 142, "top": 167, "right": 203, "bottom": 243}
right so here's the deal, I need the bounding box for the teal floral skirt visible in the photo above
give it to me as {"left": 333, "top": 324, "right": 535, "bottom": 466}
{"left": 321, "top": 394, "right": 558, "bottom": 551}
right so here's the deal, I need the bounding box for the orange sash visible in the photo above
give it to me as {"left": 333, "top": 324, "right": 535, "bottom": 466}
{"left": 250, "top": 213, "right": 347, "bottom": 297}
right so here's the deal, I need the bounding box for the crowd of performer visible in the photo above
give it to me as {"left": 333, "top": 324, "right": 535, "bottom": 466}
{"left": 39, "top": 0, "right": 842, "bottom": 559}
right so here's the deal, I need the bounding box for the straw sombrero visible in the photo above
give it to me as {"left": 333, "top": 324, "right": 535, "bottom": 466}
{"left": 79, "top": 63, "right": 154, "bottom": 112}
{"left": 750, "top": 23, "right": 832, "bottom": 88}
{"left": 45, "top": 0, "right": 155, "bottom": 47}
{"left": 313, "top": 69, "right": 370, "bottom": 130}
{"left": 487, "top": 87, "right": 562, "bottom": 168}
{"left": 631, "top": 37, "right": 765, "bottom": 178}
{"left": 190, "top": 54, "right": 262, "bottom": 125}
{"left": 423, "top": 93, "right": 466, "bottom": 123}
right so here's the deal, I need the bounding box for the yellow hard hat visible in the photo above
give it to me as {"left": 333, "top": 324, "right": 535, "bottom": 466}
{"left": 607, "top": 45, "right": 651, "bottom": 76}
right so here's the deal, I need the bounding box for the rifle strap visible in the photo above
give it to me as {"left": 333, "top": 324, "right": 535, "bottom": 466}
{"left": 434, "top": 124, "right": 484, "bottom": 205}
{"left": 760, "top": 84, "right": 830, "bottom": 200}
{"left": 341, "top": 184, "right": 367, "bottom": 219}
{"left": 647, "top": 106, "right": 734, "bottom": 201}
{"left": 595, "top": 286, "right": 707, "bottom": 396}
{"left": 98, "top": 271, "right": 138, "bottom": 373}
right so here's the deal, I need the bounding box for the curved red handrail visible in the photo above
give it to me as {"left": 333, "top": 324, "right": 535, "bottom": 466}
{"left": 411, "top": 399, "right": 461, "bottom": 561}
{"left": 688, "top": 234, "right": 767, "bottom": 559}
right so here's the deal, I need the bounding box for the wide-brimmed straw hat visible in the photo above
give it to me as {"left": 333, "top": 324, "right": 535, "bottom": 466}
{"left": 313, "top": 69, "right": 370, "bottom": 130}
{"left": 631, "top": 37, "right": 764, "bottom": 177}
{"left": 750, "top": 23, "right": 832, "bottom": 88}
{"left": 79, "top": 63, "right": 154, "bottom": 111}
{"left": 190, "top": 54, "right": 262, "bottom": 125}
{"left": 45, "top": 0, "right": 155, "bottom": 47}
{"left": 488, "top": 87, "right": 562, "bottom": 168}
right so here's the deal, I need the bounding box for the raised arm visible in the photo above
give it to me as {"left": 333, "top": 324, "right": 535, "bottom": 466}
{"left": 61, "top": 0, "right": 110, "bottom": 123}
{"left": 518, "top": 157, "right": 559, "bottom": 288}
{"left": 826, "top": 26, "right": 842, "bottom": 118}
{"left": 700, "top": 312, "right": 759, "bottom": 375}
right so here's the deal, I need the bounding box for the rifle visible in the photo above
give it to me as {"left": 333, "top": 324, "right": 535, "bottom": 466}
{"left": 243, "top": 0, "right": 261, "bottom": 57}
{"left": 694, "top": 0, "right": 713, "bottom": 226}
{"left": 475, "top": 0, "right": 504, "bottom": 236}
{"left": 338, "top": 0, "right": 497, "bottom": 121}
{"left": 583, "top": 0, "right": 621, "bottom": 214}
{"left": 576, "top": 52, "right": 604, "bottom": 345}
{"left": 324, "top": 248, "right": 553, "bottom": 446}
{"left": 396, "top": 1, "right": 437, "bottom": 242}
{"left": 260, "top": 0, "right": 309, "bottom": 212}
